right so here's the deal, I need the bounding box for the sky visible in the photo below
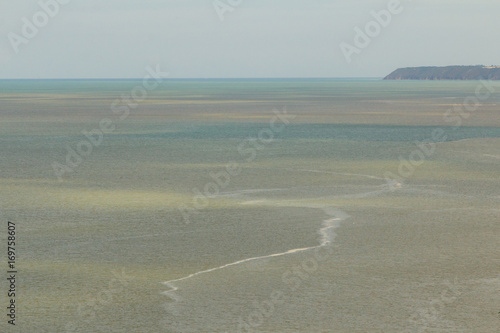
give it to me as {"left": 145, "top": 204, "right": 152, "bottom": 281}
{"left": 0, "top": 0, "right": 499, "bottom": 79}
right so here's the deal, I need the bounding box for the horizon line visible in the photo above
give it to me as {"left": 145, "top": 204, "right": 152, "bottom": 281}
{"left": 0, "top": 77, "right": 383, "bottom": 80}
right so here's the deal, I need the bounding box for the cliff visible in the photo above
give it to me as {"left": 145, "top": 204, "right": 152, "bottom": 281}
{"left": 384, "top": 66, "right": 500, "bottom": 80}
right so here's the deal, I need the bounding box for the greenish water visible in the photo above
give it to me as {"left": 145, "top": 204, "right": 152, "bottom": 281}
{"left": 1, "top": 79, "right": 499, "bottom": 332}
{"left": 108, "top": 123, "right": 500, "bottom": 141}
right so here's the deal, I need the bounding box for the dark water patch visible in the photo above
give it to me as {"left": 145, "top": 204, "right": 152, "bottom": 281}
{"left": 112, "top": 123, "right": 500, "bottom": 142}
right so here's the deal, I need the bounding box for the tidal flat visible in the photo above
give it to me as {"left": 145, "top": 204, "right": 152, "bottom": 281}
{"left": 0, "top": 79, "right": 499, "bottom": 332}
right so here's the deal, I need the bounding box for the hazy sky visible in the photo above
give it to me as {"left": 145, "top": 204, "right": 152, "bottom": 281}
{"left": 0, "top": 0, "right": 499, "bottom": 78}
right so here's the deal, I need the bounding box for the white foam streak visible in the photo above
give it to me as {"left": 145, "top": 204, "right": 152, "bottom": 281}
{"left": 292, "top": 168, "right": 385, "bottom": 181}
{"left": 245, "top": 167, "right": 386, "bottom": 181}
{"left": 163, "top": 206, "right": 349, "bottom": 299}
{"left": 483, "top": 154, "right": 500, "bottom": 159}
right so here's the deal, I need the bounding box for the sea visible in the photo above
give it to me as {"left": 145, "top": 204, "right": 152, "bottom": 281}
{"left": 1, "top": 79, "right": 499, "bottom": 332}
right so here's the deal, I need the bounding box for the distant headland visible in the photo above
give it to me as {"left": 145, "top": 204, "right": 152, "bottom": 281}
{"left": 384, "top": 66, "right": 500, "bottom": 80}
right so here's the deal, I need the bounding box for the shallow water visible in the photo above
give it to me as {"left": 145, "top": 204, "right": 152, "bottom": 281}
{"left": 1, "top": 79, "right": 499, "bottom": 332}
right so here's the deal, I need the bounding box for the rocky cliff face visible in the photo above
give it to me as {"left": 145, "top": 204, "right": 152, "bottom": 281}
{"left": 384, "top": 66, "right": 500, "bottom": 80}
